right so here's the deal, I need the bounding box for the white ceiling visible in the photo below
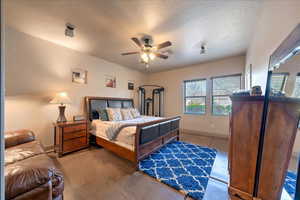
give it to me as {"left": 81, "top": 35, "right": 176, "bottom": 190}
{"left": 5, "top": 0, "right": 262, "bottom": 72}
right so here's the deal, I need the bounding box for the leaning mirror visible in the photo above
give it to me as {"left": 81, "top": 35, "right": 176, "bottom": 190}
{"left": 265, "top": 24, "right": 300, "bottom": 200}
{"left": 271, "top": 46, "right": 300, "bottom": 200}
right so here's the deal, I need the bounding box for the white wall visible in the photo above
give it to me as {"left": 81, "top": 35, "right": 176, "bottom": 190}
{"left": 245, "top": 0, "right": 300, "bottom": 90}
{"left": 1, "top": 1, "right": 5, "bottom": 198}
{"left": 5, "top": 27, "right": 146, "bottom": 147}
{"left": 245, "top": 0, "right": 300, "bottom": 153}
{"left": 147, "top": 55, "right": 245, "bottom": 137}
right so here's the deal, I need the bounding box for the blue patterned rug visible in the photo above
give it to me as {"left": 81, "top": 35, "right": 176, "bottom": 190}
{"left": 284, "top": 171, "right": 297, "bottom": 199}
{"left": 139, "top": 141, "right": 217, "bottom": 200}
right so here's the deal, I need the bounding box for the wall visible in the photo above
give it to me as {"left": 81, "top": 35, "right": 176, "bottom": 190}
{"left": 1, "top": 1, "right": 5, "bottom": 198}
{"left": 146, "top": 55, "right": 245, "bottom": 137}
{"left": 245, "top": 0, "right": 300, "bottom": 90}
{"left": 245, "top": 0, "right": 300, "bottom": 153}
{"left": 5, "top": 27, "right": 146, "bottom": 147}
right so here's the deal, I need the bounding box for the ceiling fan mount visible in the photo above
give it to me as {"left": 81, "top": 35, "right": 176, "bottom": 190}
{"left": 141, "top": 36, "right": 153, "bottom": 48}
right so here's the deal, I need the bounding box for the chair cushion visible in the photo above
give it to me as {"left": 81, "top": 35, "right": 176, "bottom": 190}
{"left": 5, "top": 141, "right": 45, "bottom": 166}
{"left": 5, "top": 154, "right": 55, "bottom": 199}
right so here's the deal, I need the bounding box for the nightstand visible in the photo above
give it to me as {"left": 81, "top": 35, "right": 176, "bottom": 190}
{"left": 54, "top": 121, "right": 89, "bottom": 157}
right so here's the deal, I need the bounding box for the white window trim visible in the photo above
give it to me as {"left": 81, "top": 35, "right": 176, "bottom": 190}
{"left": 183, "top": 78, "right": 207, "bottom": 115}
{"left": 211, "top": 73, "right": 242, "bottom": 116}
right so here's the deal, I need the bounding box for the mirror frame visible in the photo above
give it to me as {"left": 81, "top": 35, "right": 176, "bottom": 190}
{"left": 269, "top": 24, "right": 300, "bottom": 71}
{"left": 253, "top": 24, "right": 300, "bottom": 198}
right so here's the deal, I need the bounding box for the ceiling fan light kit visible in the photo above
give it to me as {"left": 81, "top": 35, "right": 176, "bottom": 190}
{"left": 141, "top": 52, "right": 155, "bottom": 63}
{"left": 121, "top": 36, "right": 172, "bottom": 68}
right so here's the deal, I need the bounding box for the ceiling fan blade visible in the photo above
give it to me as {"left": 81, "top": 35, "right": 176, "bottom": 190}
{"left": 155, "top": 53, "right": 168, "bottom": 59}
{"left": 161, "top": 49, "right": 173, "bottom": 54}
{"left": 156, "top": 41, "right": 172, "bottom": 49}
{"left": 131, "top": 37, "right": 142, "bottom": 48}
{"left": 121, "top": 52, "right": 139, "bottom": 56}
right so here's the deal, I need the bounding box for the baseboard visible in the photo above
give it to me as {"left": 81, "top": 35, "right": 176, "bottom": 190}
{"left": 44, "top": 145, "right": 54, "bottom": 153}
{"left": 181, "top": 128, "right": 229, "bottom": 139}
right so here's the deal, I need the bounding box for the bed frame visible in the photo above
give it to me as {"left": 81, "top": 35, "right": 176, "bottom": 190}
{"left": 84, "top": 96, "right": 181, "bottom": 166}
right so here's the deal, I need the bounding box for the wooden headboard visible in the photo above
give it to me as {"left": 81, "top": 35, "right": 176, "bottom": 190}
{"left": 84, "top": 96, "right": 134, "bottom": 121}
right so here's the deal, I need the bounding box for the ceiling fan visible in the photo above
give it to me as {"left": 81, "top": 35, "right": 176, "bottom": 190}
{"left": 121, "top": 36, "right": 172, "bottom": 67}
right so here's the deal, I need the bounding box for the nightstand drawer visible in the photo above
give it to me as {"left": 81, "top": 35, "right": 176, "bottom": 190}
{"left": 63, "top": 124, "right": 86, "bottom": 133}
{"left": 63, "top": 130, "right": 86, "bottom": 141}
{"left": 54, "top": 121, "right": 89, "bottom": 157}
{"left": 63, "top": 137, "right": 87, "bottom": 153}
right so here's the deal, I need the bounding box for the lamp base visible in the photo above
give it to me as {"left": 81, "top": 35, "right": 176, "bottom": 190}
{"left": 57, "top": 105, "right": 67, "bottom": 123}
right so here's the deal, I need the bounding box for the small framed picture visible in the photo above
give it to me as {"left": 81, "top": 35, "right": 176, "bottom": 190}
{"left": 128, "top": 81, "right": 134, "bottom": 90}
{"left": 72, "top": 68, "right": 87, "bottom": 84}
{"left": 105, "top": 75, "right": 116, "bottom": 88}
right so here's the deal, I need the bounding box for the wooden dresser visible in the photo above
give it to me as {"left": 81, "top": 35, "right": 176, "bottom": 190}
{"left": 229, "top": 96, "right": 300, "bottom": 200}
{"left": 54, "top": 121, "right": 89, "bottom": 157}
{"left": 229, "top": 96, "right": 263, "bottom": 200}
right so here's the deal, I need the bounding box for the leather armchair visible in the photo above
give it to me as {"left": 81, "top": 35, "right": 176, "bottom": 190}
{"left": 5, "top": 130, "right": 64, "bottom": 200}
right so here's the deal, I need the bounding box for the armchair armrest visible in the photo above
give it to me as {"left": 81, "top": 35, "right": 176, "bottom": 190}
{"left": 5, "top": 129, "right": 35, "bottom": 148}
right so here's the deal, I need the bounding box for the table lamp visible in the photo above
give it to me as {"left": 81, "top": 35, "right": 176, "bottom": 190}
{"left": 50, "top": 92, "right": 71, "bottom": 123}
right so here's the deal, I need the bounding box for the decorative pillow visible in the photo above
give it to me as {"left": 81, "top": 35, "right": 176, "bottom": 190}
{"left": 130, "top": 108, "right": 141, "bottom": 118}
{"left": 97, "top": 109, "right": 109, "bottom": 121}
{"left": 92, "top": 110, "right": 99, "bottom": 120}
{"left": 121, "top": 109, "right": 133, "bottom": 120}
{"left": 106, "top": 108, "right": 123, "bottom": 121}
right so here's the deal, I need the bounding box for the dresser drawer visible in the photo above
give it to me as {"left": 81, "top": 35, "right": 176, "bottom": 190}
{"left": 63, "top": 130, "right": 86, "bottom": 141}
{"left": 63, "top": 137, "right": 87, "bottom": 153}
{"left": 63, "top": 124, "right": 86, "bottom": 133}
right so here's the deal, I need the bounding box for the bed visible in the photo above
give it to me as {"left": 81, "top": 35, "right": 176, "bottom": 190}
{"left": 85, "top": 96, "right": 181, "bottom": 166}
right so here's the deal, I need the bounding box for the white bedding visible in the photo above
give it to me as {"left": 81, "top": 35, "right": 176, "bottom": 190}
{"left": 91, "top": 116, "right": 163, "bottom": 150}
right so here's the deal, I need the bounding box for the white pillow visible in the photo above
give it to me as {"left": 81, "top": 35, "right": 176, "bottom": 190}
{"left": 130, "top": 108, "right": 141, "bottom": 118}
{"left": 121, "top": 109, "right": 133, "bottom": 120}
{"left": 106, "top": 108, "right": 123, "bottom": 121}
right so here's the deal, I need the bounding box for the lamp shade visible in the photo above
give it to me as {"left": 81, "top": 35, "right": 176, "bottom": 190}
{"left": 50, "top": 92, "right": 71, "bottom": 105}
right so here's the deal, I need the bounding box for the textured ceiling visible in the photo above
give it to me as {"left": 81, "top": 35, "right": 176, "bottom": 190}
{"left": 6, "top": 0, "right": 262, "bottom": 72}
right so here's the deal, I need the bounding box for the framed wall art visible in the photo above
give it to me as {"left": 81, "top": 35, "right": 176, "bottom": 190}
{"left": 105, "top": 75, "right": 116, "bottom": 88}
{"left": 72, "top": 68, "right": 87, "bottom": 84}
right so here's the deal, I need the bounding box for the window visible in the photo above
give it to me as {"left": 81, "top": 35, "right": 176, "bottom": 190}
{"left": 293, "top": 73, "right": 300, "bottom": 98}
{"left": 271, "top": 73, "right": 289, "bottom": 92}
{"left": 212, "top": 74, "right": 241, "bottom": 116}
{"left": 184, "top": 79, "right": 206, "bottom": 114}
